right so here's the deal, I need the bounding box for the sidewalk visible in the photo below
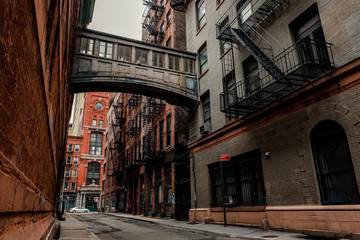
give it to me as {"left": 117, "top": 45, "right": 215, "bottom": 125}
{"left": 106, "top": 213, "right": 315, "bottom": 240}
{"left": 58, "top": 213, "right": 100, "bottom": 240}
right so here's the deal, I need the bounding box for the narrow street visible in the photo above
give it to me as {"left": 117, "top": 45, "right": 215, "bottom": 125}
{"left": 72, "top": 213, "right": 240, "bottom": 240}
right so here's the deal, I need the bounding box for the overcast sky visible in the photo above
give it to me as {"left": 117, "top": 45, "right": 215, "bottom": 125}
{"left": 88, "top": 0, "right": 145, "bottom": 40}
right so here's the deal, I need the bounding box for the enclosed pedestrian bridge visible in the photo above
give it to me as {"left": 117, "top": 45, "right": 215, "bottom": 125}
{"left": 71, "top": 28, "right": 198, "bottom": 107}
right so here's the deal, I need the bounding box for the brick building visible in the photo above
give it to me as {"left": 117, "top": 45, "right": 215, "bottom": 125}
{"left": 0, "top": 0, "right": 88, "bottom": 238}
{"left": 100, "top": 0, "right": 193, "bottom": 220}
{"left": 62, "top": 92, "right": 110, "bottom": 212}
{"left": 181, "top": 0, "right": 360, "bottom": 237}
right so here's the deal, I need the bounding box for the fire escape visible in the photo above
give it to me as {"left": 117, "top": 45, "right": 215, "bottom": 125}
{"left": 108, "top": 97, "right": 127, "bottom": 178}
{"left": 217, "top": 0, "right": 335, "bottom": 116}
{"left": 170, "top": 0, "right": 186, "bottom": 12}
{"left": 143, "top": 97, "right": 165, "bottom": 163}
{"left": 142, "top": 0, "right": 165, "bottom": 44}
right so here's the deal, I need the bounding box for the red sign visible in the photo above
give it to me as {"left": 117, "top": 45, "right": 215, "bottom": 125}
{"left": 220, "top": 154, "right": 230, "bottom": 162}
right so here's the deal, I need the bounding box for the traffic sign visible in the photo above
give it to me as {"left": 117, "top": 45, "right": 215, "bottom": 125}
{"left": 220, "top": 154, "right": 230, "bottom": 162}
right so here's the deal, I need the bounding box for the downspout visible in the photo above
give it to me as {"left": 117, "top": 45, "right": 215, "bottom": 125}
{"left": 191, "top": 153, "right": 197, "bottom": 223}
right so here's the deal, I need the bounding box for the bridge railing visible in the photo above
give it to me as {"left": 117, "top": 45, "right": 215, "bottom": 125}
{"left": 73, "top": 28, "right": 198, "bottom": 104}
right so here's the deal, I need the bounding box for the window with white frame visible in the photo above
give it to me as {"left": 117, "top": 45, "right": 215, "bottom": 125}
{"left": 73, "top": 157, "right": 79, "bottom": 165}
{"left": 99, "top": 120, "right": 104, "bottom": 128}
{"left": 74, "top": 144, "right": 80, "bottom": 152}
{"left": 72, "top": 169, "right": 77, "bottom": 177}
{"left": 70, "top": 182, "right": 76, "bottom": 191}
{"left": 99, "top": 41, "right": 113, "bottom": 59}
{"left": 64, "top": 182, "right": 69, "bottom": 191}
{"left": 66, "top": 156, "right": 72, "bottom": 164}
{"left": 68, "top": 144, "right": 73, "bottom": 151}
{"left": 89, "top": 132, "right": 103, "bottom": 155}
{"left": 65, "top": 169, "right": 70, "bottom": 177}
{"left": 92, "top": 119, "right": 97, "bottom": 127}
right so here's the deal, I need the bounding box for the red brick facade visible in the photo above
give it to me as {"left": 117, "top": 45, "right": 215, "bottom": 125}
{"left": 0, "top": 0, "right": 81, "bottom": 239}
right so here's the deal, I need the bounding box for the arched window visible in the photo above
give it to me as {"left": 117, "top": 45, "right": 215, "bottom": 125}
{"left": 86, "top": 162, "right": 101, "bottom": 185}
{"left": 89, "top": 132, "right": 103, "bottom": 155}
{"left": 311, "top": 120, "right": 360, "bottom": 205}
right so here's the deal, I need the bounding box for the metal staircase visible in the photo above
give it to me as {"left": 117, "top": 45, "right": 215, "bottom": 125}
{"left": 142, "top": 0, "right": 165, "bottom": 44}
{"left": 216, "top": 0, "right": 335, "bottom": 116}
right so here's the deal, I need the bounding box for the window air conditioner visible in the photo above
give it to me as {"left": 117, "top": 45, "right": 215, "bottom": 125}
{"left": 200, "top": 123, "right": 211, "bottom": 135}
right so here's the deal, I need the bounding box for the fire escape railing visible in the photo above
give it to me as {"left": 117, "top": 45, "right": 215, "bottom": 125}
{"left": 220, "top": 39, "right": 335, "bottom": 115}
{"left": 216, "top": 0, "right": 335, "bottom": 116}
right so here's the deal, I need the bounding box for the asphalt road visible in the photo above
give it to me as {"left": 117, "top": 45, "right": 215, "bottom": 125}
{"left": 71, "top": 213, "right": 242, "bottom": 240}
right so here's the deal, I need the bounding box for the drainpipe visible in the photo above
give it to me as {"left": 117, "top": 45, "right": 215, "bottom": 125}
{"left": 191, "top": 154, "right": 197, "bottom": 223}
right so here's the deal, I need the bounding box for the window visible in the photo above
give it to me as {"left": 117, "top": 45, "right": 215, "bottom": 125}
{"left": 74, "top": 144, "right": 80, "bottom": 152}
{"left": 160, "top": 21, "right": 165, "bottom": 35}
{"left": 135, "top": 48, "right": 149, "bottom": 65}
{"left": 66, "top": 156, "right": 72, "bottom": 164}
{"left": 99, "top": 41, "right": 113, "bottom": 59}
{"left": 168, "top": 55, "right": 180, "bottom": 71}
{"left": 86, "top": 162, "right": 101, "bottom": 185}
{"left": 184, "top": 58, "right": 195, "bottom": 74}
{"left": 209, "top": 149, "right": 266, "bottom": 207}
{"left": 64, "top": 182, "right": 69, "bottom": 191}
{"left": 243, "top": 55, "right": 261, "bottom": 100}
{"left": 220, "top": 41, "right": 231, "bottom": 55}
{"left": 72, "top": 169, "right": 77, "bottom": 177}
{"left": 166, "top": 11, "right": 171, "bottom": 27}
{"left": 153, "top": 126, "right": 157, "bottom": 151}
{"left": 70, "top": 182, "right": 76, "bottom": 191}
{"left": 65, "top": 169, "right": 70, "bottom": 177}
{"left": 68, "top": 144, "right": 73, "bottom": 151}
{"left": 166, "top": 37, "right": 171, "bottom": 48}
{"left": 199, "top": 45, "right": 208, "bottom": 74}
{"left": 311, "top": 120, "right": 360, "bottom": 205}
{"left": 166, "top": 114, "right": 171, "bottom": 147}
{"left": 160, "top": 120, "right": 164, "bottom": 150}
{"left": 89, "top": 132, "right": 103, "bottom": 155}
{"left": 95, "top": 102, "right": 103, "bottom": 110}
{"left": 92, "top": 119, "right": 97, "bottom": 127}
{"left": 197, "top": 0, "right": 206, "bottom": 29}
{"left": 293, "top": 9, "right": 330, "bottom": 66}
{"left": 202, "top": 93, "right": 211, "bottom": 124}
{"left": 153, "top": 52, "right": 164, "bottom": 68}
{"left": 99, "top": 120, "right": 104, "bottom": 128}
{"left": 118, "top": 44, "right": 131, "bottom": 62}
{"left": 80, "top": 38, "right": 94, "bottom": 55}
{"left": 73, "top": 157, "right": 79, "bottom": 165}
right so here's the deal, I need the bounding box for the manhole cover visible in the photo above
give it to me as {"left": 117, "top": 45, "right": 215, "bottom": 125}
{"left": 261, "top": 236, "right": 279, "bottom": 239}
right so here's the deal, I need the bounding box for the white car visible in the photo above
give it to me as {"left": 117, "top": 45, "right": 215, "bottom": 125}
{"left": 69, "top": 207, "right": 90, "bottom": 213}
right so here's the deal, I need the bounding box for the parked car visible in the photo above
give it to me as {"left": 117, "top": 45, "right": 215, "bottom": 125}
{"left": 69, "top": 207, "right": 90, "bottom": 213}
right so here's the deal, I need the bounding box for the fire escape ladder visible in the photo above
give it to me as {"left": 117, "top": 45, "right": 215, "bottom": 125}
{"left": 229, "top": 27, "right": 284, "bottom": 81}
